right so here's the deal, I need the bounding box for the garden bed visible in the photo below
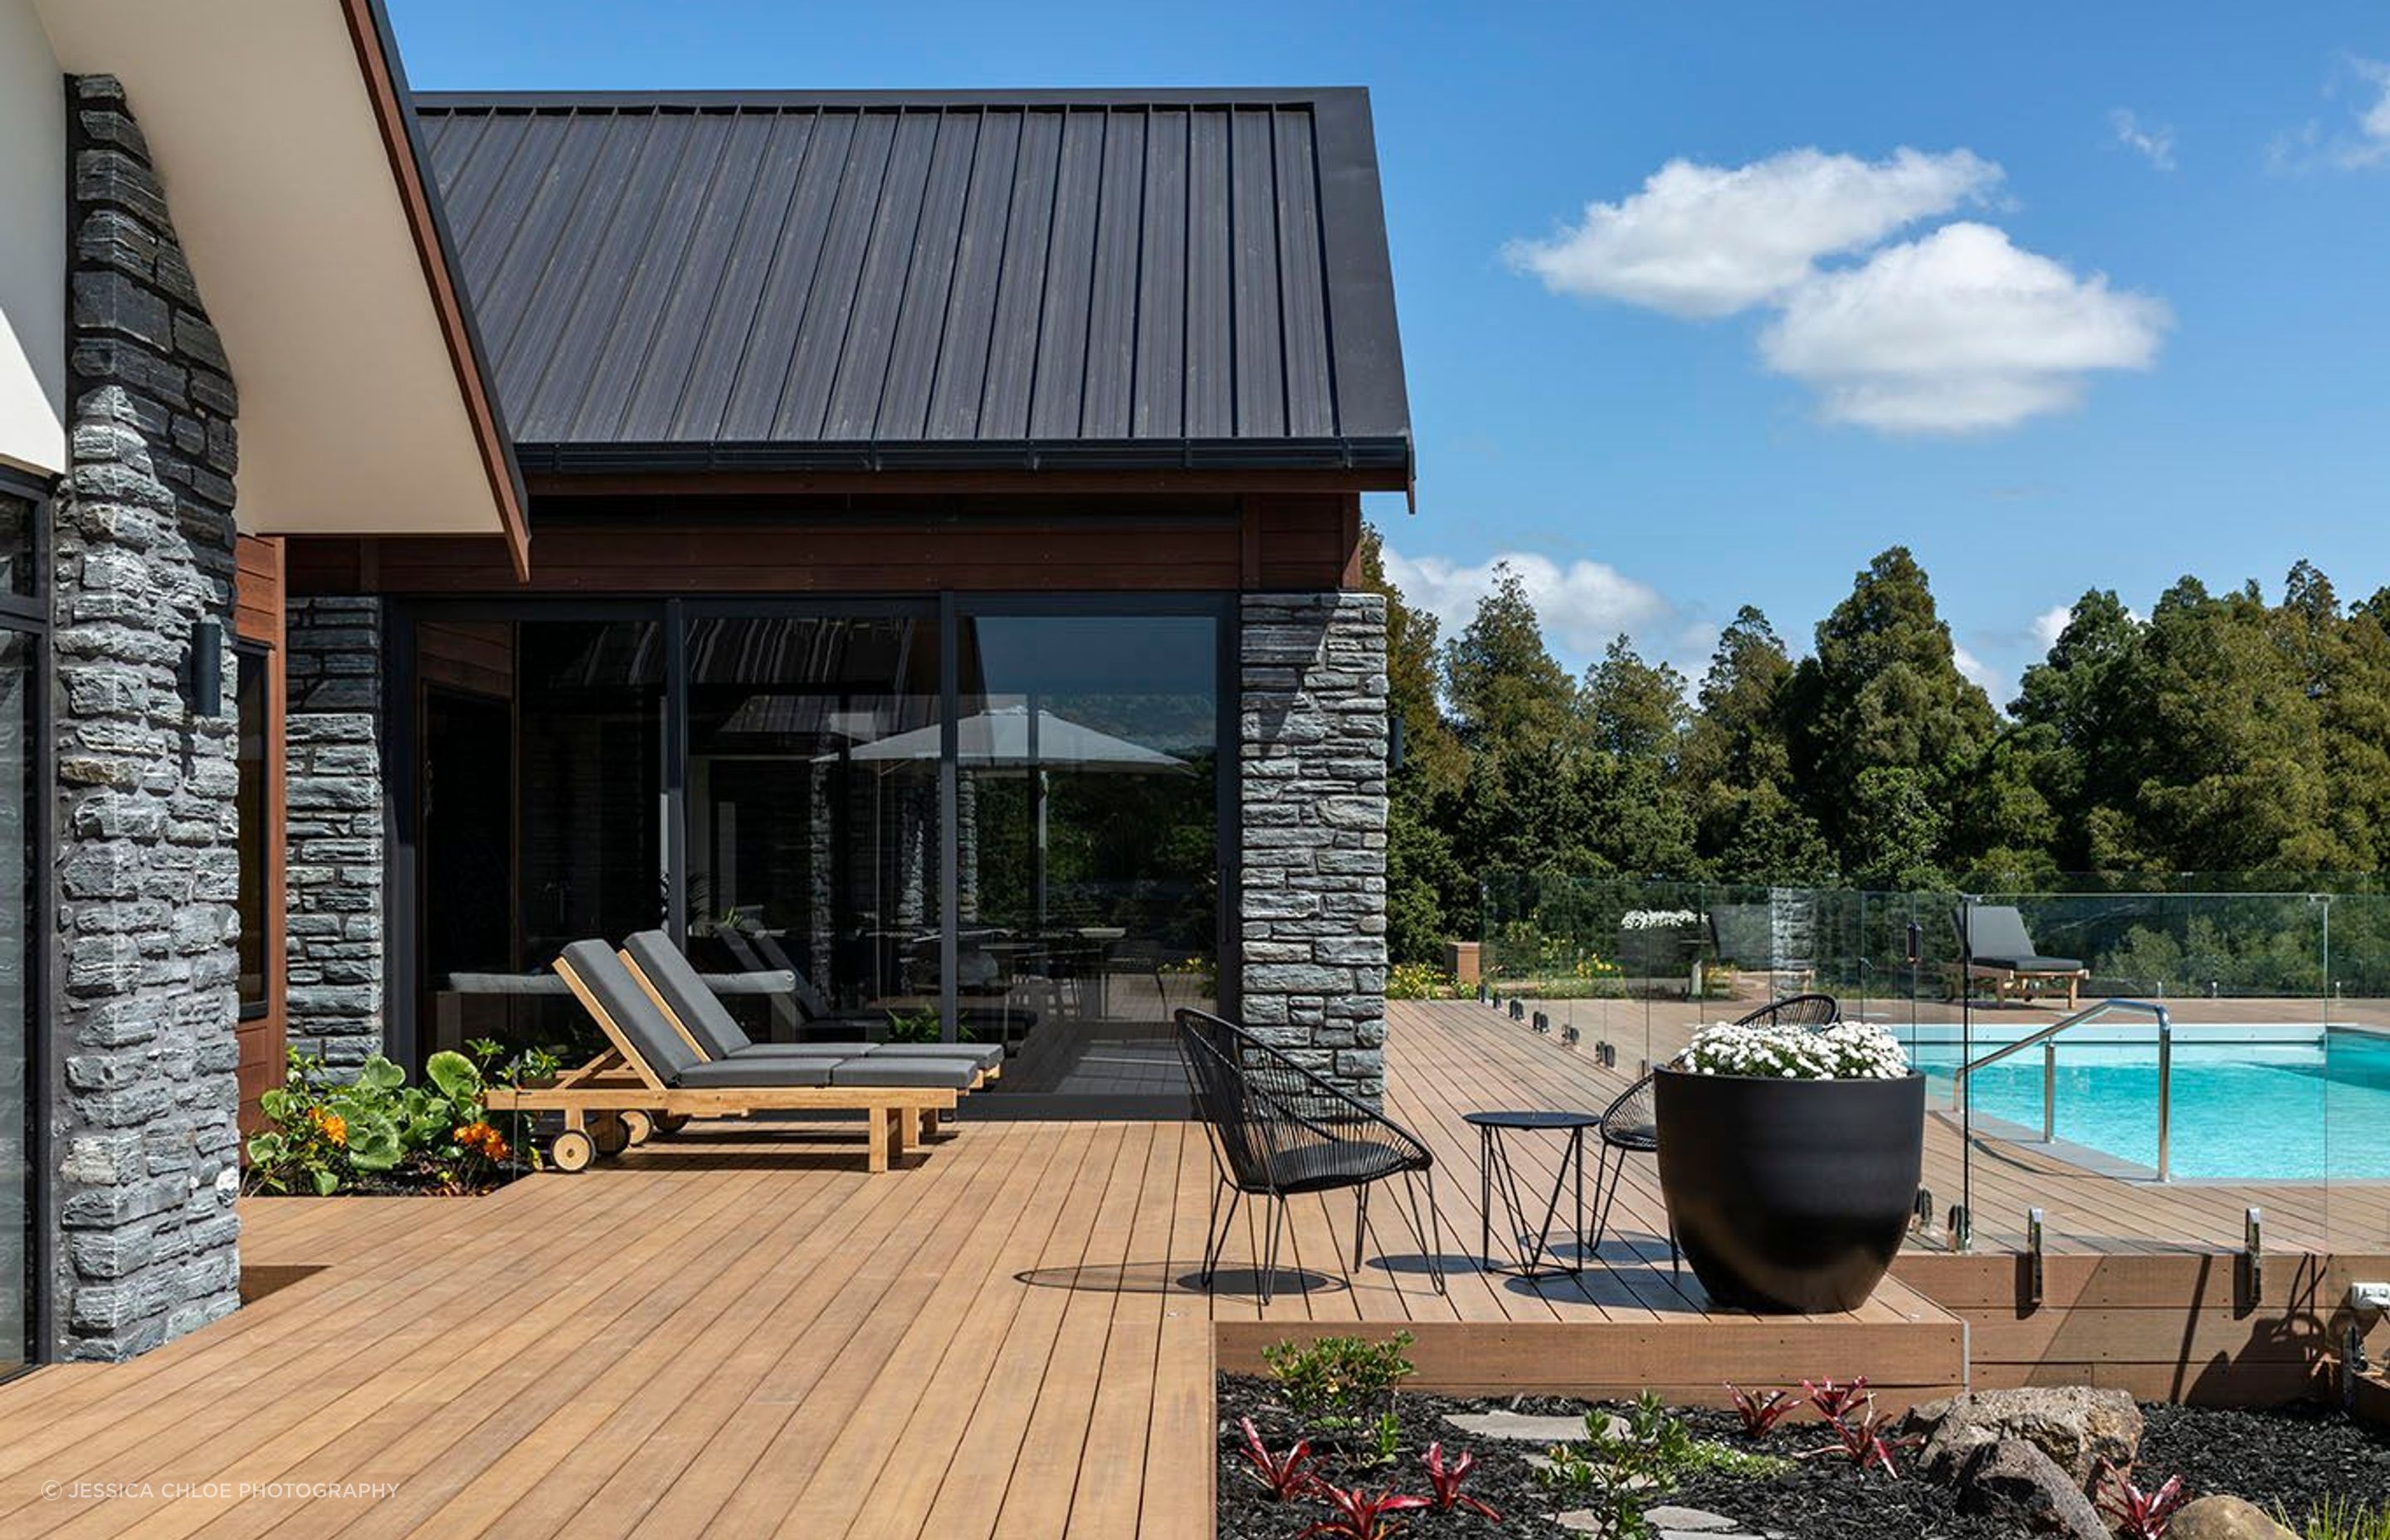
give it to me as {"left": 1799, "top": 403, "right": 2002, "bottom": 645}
{"left": 1217, "top": 1373, "right": 2390, "bottom": 1538}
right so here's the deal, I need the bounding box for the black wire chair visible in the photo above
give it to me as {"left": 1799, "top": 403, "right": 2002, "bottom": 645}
{"left": 1177, "top": 1008, "right": 1446, "bottom": 1306}
{"left": 1587, "top": 993, "right": 1844, "bottom": 1267}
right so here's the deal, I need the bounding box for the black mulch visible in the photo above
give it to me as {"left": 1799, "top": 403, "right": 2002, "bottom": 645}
{"left": 1217, "top": 1375, "right": 2390, "bottom": 1540}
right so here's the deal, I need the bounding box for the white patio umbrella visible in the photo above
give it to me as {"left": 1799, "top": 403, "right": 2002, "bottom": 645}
{"left": 826, "top": 701, "right": 1191, "bottom": 931}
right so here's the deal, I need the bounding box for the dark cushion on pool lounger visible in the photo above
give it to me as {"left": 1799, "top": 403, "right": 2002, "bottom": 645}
{"left": 558, "top": 939, "right": 704, "bottom": 1082}
{"left": 623, "top": 929, "right": 759, "bottom": 1060}
{"left": 1973, "top": 954, "right": 2084, "bottom": 972}
{"left": 675, "top": 1056, "right": 841, "bottom": 1088}
{"left": 812, "top": 1041, "right": 1004, "bottom": 1072}
{"left": 827, "top": 1060, "right": 979, "bottom": 1090}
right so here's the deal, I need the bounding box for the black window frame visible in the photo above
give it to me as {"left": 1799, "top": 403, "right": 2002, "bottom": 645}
{"left": 0, "top": 463, "right": 54, "bottom": 1376}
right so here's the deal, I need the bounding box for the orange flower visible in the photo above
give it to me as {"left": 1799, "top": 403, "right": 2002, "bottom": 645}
{"left": 311, "top": 1109, "right": 347, "bottom": 1146}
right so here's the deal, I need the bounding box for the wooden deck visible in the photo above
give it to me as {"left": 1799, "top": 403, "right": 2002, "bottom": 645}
{"left": 0, "top": 999, "right": 2378, "bottom": 1537}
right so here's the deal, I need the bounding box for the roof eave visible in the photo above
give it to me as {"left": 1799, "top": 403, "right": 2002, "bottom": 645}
{"left": 342, "top": 0, "right": 530, "bottom": 580}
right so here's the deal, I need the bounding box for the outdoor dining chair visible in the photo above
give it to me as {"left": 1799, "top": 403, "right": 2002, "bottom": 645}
{"left": 1177, "top": 1008, "right": 1446, "bottom": 1306}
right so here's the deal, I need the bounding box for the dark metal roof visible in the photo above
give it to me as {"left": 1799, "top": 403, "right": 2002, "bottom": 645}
{"left": 414, "top": 89, "right": 1412, "bottom": 480}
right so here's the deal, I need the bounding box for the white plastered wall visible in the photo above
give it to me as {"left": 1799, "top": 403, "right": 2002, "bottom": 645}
{"left": 0, "top": 0, "right": 66, "bottom": 479}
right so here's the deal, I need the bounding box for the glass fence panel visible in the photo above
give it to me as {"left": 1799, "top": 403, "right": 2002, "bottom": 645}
{"left": 1476, "top": 873, "right": 2368, "bottom": 1258}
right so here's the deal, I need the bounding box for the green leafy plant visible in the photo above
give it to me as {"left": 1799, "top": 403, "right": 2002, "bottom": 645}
{"left": 1261, "top": 1332, "right": 1416, "bottom": 1435}
{"left": 1536, "top": 1392, "right": 1790, "bottom": 1538}
{"left": 245, "top": 1045, "right": 527, "bottom": 1196}
{"left": 1364, "top": 1409, "right": 1402, "bottom": 1468}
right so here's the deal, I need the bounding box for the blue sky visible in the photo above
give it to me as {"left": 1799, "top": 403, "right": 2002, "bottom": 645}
{"left": 390, "top": 1, "right": 2390, "bottom": 707}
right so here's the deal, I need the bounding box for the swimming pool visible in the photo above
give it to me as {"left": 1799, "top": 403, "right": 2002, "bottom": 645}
{"left": 1909, "top": 1026, "right": 2390, "bottom": 1182}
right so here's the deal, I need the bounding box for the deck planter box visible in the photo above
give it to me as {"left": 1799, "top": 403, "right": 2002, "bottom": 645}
{"left": 1653, "top": 1067, "right": 1925, "bottom": 1313}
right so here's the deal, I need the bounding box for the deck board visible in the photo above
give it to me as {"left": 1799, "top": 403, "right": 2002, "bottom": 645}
{"left": 0, "top": 1000, "right": 2375, "bottom": 1537}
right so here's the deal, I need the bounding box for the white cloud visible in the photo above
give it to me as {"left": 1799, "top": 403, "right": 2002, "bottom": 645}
{"left": 1503, "top": 148, "right": 2002, "bottom": 319}
{"left": 1952, "top": 642, "right": 2007, "bottom": 706}
{"left": 2031, "top": 605, "right": 2074, "bottom": 651}
{"left": 1379, "top": 545, "right": 1715, "bottom": 675}
{"left": 1757, "top": 222, "right": 2172, "bottom": 432}
{"left": 2110, "top": 109, "right": 2176, "bottom": 170}
{"left": 2273, "top": 56, "right": 2390, "bottom": 172}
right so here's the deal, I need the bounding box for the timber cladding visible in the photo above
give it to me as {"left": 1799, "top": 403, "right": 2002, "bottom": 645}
{"left": 283, "top": 494, "right": 1360, "bottom": 596}
{"left": 1892, "top": 1251, "right": 2390, "bottom": 1405}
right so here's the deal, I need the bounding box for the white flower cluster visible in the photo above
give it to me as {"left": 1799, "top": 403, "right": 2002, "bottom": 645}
{"left": 1678, "top": 1019, "right": 1913, "bottom": 1081}
{"left": 1620, "top": 909, "right": 1704, "bottom": 931}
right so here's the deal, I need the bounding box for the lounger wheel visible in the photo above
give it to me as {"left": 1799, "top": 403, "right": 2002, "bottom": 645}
{"left": 590, "top": 1112, "right": 632, "bottom": 1157}
{"left": 620, "top": 1109, "right": 656, "bottom": 1146}
{"left": 652, "top": 1111, "right": 691, "bottom": 1135}
{"left": 548, "top": 1129, "right": 595, "bottom": 1173}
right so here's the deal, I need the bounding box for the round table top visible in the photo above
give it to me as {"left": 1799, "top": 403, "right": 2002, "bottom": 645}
{"left": 1462, "top": 1109, "right": 1601, "bottom": 1132}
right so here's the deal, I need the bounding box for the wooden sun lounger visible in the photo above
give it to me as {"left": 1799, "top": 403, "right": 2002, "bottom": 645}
{"left": 481, "top": 941, "right": 988, "bottom": 1173}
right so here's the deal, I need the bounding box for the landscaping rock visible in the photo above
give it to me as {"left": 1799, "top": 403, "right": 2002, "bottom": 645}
{"left": 1556, "top": 1511, "right": 1758, "bottom": 1538}
{"left": 1953, "top": 1437, "right": 2109, "bottom": 1540}
{"left": 1444, "top": 1409, "right": 1623, "bottom": 1442}
{"left": 1910, "top": 1386, "right": 2143, "bottom": 1487}
{"left": 2168, "top": 1496, "right": 2297, "bottom": 1540}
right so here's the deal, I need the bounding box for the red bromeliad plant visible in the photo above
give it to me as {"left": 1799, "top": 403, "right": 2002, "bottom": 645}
{"left": 1300, "top": 1482, "right": 1431, "bottom": 1540}
{"left": 1801, "top": 1375, "right": 1870, "bottom": 1423}
{"left": 1807, "top": 1398, "right": 1917, "bottom": 1477}
{"left": 2095, "top": 1460, "right": 2189, "bottom": 1540}
{"left": 1725, "top": 1384, "right": 1796, "bottom": 1438}
{"left": 1420, "top": 1443, "right": 1500, "bottom": 1519}
{"left": 1236, "top": 1416, "right": 1318, "bottom": 1502}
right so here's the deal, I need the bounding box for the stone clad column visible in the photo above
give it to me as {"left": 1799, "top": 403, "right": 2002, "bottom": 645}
{"left": 282, "top": 597, "right": 384, "bottom": 1070}
{"left": 1237, "top": 592, "right": 1390, "bottom": 1105}
{"left": 50, "top": 76, "right": 244, "bottom": 1360}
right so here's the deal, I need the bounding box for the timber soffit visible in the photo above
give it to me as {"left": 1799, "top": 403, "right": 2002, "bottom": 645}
{"left": 411, "top": 88, "right": 1413, "bottom": 484}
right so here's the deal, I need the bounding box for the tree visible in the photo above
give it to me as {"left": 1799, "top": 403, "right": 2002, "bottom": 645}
{"left": 1678, "top": 607, "right": 1828, "bottom": 880}
{"left": 2010, "top": 589, "right": 2147, "bottom": 871}
{"left": 1358, "top": 525, "right": 1468, "bottom": 961}
{"left": 1443, "top": 563, "right": 1578, "bottom": 753}
{"left": 1786, "top": 548, "right": 1996, "bottom": 870}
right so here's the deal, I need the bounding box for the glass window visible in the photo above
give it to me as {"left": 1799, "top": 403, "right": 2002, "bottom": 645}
{"left": 684, "top": 613, "right": 942, "bottom": 1039}
{"left": 0, "top": 494, "right": 32, "bottom": 600}
{"left": 517, "top": 620, "right": 666, "bottom": 967}
{"left": 0, "top": 627, "right": 35, "bottom": 1375}
{"left": 235, "top": 648, "right": 267, "bottom": 1016}
{"left": 954, "top": 612, "right": 1220, "bottom": 1103}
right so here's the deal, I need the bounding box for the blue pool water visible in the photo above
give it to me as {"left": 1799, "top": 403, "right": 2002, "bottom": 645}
{"left": 1911, "top": 1027, "right": 2390, "bottom": 1181}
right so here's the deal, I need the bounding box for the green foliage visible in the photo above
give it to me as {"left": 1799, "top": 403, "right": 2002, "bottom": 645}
{"left": 1361, "top": 515, "right": 2390, "bottom": 962}
{"left": 884, "top": 1005, "right": 973, "bottom": 1044}
{"left": 1261, "top": 1332, "right": 1415, "bottom": 1433}
{"left": 1383, "top": 962, "right": 1456, "bottom": 1001}
{"left": 2283, "top": 1497, "right": 2390, "bottom": 1540}
{"left": 246, "top": 1045, "right": 536, "bottom": 1197}
{"left": 1534, "top": 1391, "right": 1791, "bottom": 1538}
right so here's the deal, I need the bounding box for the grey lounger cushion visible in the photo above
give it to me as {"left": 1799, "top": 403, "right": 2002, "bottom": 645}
{"left": 623, "top": 929, "right": 757, "bottom": 1059}
{"left": 827, "top": 1059, "right": 980, "bottom": 1090}
{"left": 675, "top": 1056, "right": 841, "bottom": 1089}
{"left": 558, "top": 939, "right": 705, "bottom": 1082}
{"left": 808, "top": 1040, "right": 1004, "bottom": 1072}
{"left": 1957, "top": 906, "right": 2085, "bottom": 972}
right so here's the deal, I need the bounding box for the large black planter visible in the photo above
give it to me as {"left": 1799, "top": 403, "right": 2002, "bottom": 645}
{"left": 1654, "top": 1068, "right": 1925, "bottom": 1313}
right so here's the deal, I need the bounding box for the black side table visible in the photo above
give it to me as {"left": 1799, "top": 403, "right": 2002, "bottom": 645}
{"left": 1464, "top": 1109, "right": 1601, "bottom": 1276}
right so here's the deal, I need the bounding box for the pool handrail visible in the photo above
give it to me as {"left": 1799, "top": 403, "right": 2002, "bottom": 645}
{"left": 1950, "top": 997, "right": 2175, "bottom": 1182}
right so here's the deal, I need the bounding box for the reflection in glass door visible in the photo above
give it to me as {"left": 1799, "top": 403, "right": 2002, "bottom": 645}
{"left": 955, "top": 610, "right": 1221, "bottom": 1107}
{"left": 682, "top": 612, "right": 943, "bottom": 1040}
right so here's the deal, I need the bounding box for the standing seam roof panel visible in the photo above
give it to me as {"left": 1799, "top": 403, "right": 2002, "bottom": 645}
{"left": 666, "top": 113, "right": 818, "bottom": 441}
{"left": 823, "top": 111, "right": 943, "bottom": 439}
{"left": 717, "top": 110, "right": 857, "bottom": 441}
{"left": 616, "top": 110, "right": 782, "bottom": 441}
{"left": 771, "top": 110, "right": 902, "bottom": 440}
{"left": 871, "top": 111, "right": 982, "bottom": 441}
{"left": 1080, "top": 110, "right": 1145, "bottom": 440}
{"left": 1131, "top": 109, "right": 1188, "bottom": 438}
{"left": 414, "top": 90, "right": 1411, "bottom": 471}
{"left": 923, "top": 111, "right": 1022, "bottom": 441}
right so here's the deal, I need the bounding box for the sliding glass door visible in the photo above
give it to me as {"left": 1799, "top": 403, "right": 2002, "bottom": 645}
{"left": 401, "top": 594, "right": 1227, "bottom": 1114}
